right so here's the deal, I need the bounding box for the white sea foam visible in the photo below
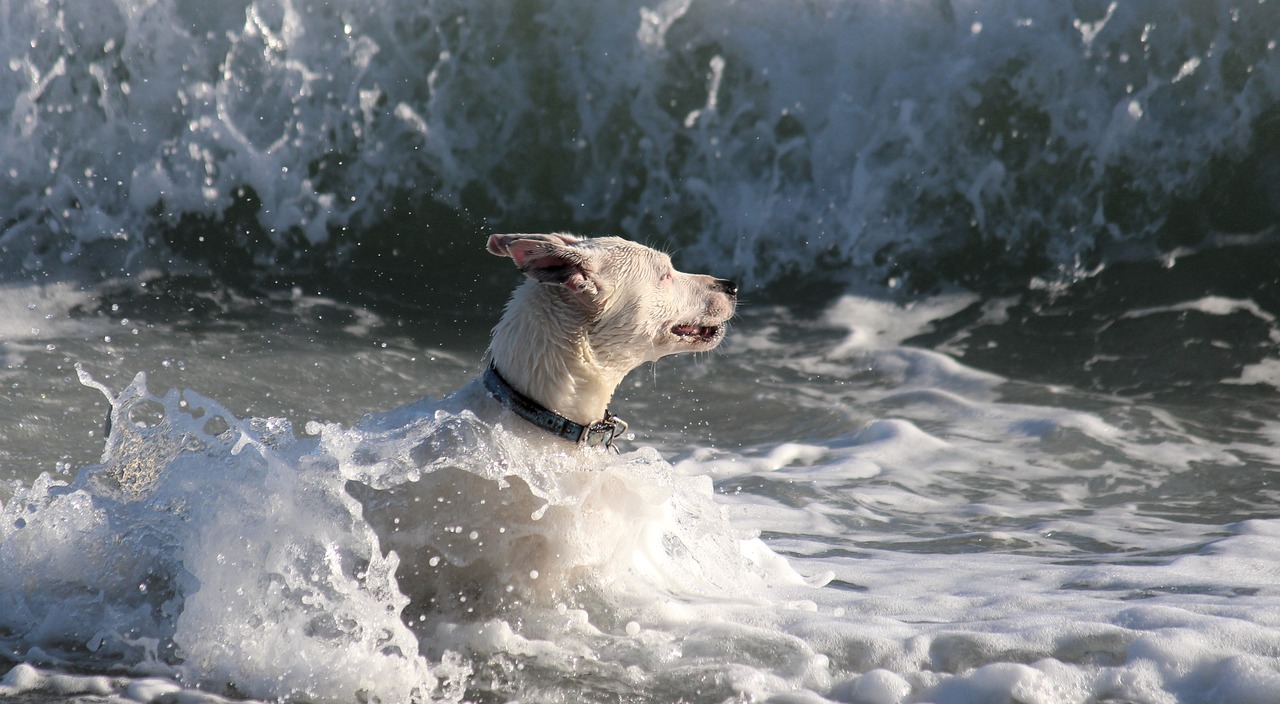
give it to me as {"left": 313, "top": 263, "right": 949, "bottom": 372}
{"left": 1, "top": 374, "right": 460, "bottom": 702}
{"left": 0, "top": 368, "right": 813, "bottom": 701}
{"left": 3, "top": 286, "right": 1280, "bottom": 702}
{"left": 0, "top": 281, "right": 97, "bottom": 345}
{"left": 1121, "top": 296, "right": 1278, "bottom": 324}
{"left": 3, "top": 0, "right": 1278, "bottom": 283}
{"left": 1230, "top": 357, "right": 1280, "bottom": 389}
{"left": 823, "top": 291, "right": 982, "bottom": 352}
{"left": 658, "top": 292, "right": 1280, "bottom": 701}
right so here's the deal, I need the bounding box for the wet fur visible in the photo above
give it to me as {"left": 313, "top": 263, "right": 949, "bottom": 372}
{"left": 485, "top": 233, "right": 737, "bottom": 432}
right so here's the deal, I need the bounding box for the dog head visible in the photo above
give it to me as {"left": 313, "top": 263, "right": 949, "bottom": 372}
{"left": 487, "top": 233, "right": 738, "bottom": 365}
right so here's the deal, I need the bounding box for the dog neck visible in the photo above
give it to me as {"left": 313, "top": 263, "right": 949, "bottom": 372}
{"left": 487, "top": 282, "right": 628, "bottom": 426}
{"left": 482, "top": 362, "right": 626, "bottom": 448}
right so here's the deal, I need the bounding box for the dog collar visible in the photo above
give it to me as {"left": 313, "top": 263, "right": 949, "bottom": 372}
{"left": 483, "top": 362, "right": 628, "bottom": 451}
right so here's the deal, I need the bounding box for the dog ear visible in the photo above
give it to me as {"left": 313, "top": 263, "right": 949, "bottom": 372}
{"left": 487, "top": 233, "right": 582, "bottom": 256}
{"left": 486, "top": 234, "right": 598, "bottom": 296}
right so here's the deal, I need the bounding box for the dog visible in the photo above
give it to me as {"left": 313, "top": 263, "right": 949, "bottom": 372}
{"left": 480, "top": 232, "right": 738, "bottom": 451}
{"left": 88, "top": 233, "right": 747, "bottom": 628}
{"left": 353, "top": 233, "right": 740, "bottom": 619}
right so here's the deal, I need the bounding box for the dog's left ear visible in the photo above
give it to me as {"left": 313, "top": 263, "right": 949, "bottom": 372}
{"left": 487, "top": 234, "right": 599, "bottom": 296}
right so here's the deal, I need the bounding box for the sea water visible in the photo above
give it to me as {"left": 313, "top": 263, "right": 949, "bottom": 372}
{"left": 4, "top": 1, "right": 1280, "bottom": 702}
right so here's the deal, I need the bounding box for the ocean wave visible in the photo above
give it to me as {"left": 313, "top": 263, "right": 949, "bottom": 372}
{"left": 3, "top": 0, "right": 1279, "bottom": 288}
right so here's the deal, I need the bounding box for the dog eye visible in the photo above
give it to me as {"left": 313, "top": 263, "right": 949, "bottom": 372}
{"left": 660, "top": 270, "right": 674, "bottom": 283}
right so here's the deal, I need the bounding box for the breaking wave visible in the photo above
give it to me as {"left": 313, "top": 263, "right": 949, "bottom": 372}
{"left": 4, "top": 0, "right": 1279, "bottom": 287}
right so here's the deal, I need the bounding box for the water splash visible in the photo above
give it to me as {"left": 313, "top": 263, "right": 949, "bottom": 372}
{"left": 1, "top": 366, "right": 806, "bottom": 700}
{"left": 4, "top": 1, "right": 1278, "bottom": 286}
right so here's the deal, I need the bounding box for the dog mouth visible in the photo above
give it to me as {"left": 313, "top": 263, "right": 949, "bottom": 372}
{"left": 670, "top": 323, "right": 724, "bottom": 343}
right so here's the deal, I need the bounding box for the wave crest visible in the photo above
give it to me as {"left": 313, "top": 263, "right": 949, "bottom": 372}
{"left": 3, "top": 0, "right": 1278, "bottom": 287}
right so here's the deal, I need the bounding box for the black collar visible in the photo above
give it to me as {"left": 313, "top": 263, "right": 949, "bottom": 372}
{"left": 483, "top": 362, "right": 627, "bottom": 451}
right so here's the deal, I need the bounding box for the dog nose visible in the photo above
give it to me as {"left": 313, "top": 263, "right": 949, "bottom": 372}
{"left": 714, "top": 278, "right": 738, "bottom": 297}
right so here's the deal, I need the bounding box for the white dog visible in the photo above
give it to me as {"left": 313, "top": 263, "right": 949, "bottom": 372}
{"left": 351, "top": 233, "right": 739, "bottom": 619}
{"left": 480, "top": 233, "right": 737, "bottom": 451}
{"left": 89, "top": 234, "right": 743, "bottom": 623}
